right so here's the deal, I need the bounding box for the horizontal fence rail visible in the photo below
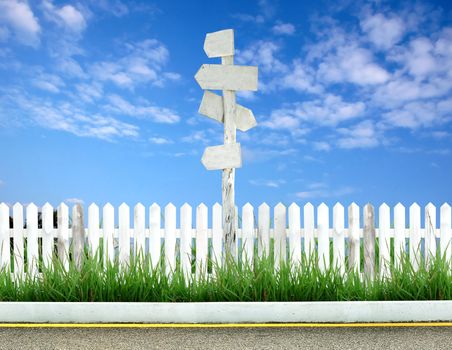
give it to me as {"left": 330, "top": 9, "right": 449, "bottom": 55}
{"left": 0, "top": 202, "right": 451, "bottom": 280}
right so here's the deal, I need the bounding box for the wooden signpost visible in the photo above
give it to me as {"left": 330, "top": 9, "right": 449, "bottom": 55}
{"left": 195, "top": 29, "right": 258, "bottom": 259}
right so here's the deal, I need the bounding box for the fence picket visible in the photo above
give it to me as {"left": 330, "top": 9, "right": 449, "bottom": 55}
{"left": 409, "top": 203, "right": 421, "bottom": 271}
{"left": 304, "top": 203, "right": 315, "bottom": 264}
{"left": 13, "top": 203, "right": 24, "bottom": 278}
{"left": 0, "top": 203, "right": 10, "bottom": 272}
{"left": 333, "top": 203, "right": 345, "bottom": 274}
{"left": 212, "top": 203, "right": 222, "bottom": 269}
{"left": 318, "top": 203, "right": 329, "bottom": 272}
{"left": 180, "top": 203, "right": 192, "bottom": 281}
{"left": 363, "top": 203, "right": 375, "bottom": 280}
{"left": 288, "top": 203, "right": 301, "bottom": 270}
{"left": 88, "top": 203, "right": 100, "bottom": 258}
{"left": 425, "top": 203, "right": 436, "bottom": 266}
{"left": 196, "top": 203, "right": 208, "bottom": 279}
{"left": 379, "top": 203, "right": 390, "bottom": 279}
{"left": 274, "top": 203, "right": 286, "bottom": 269}
{"left": 57, "top": 203, "right": 69, "bottom": 271}
{"left": 394, "top": 203, "right": 406, "bottom": 269}
{"left": 149, "top": 203, "right": 161, "bottom": 269}
{"left": 134, "top": 203, "right": 145, "bottom": 258}
{"left": 26, "top": 203, "right": 38, "bottom": 276}
{"left": 72, "top": 204, "right": 85, "bottom": 270}
{"left": 165, "top": 203, "right": 177, "bottom": 276}
{"left": 242, "top": 203, "right": 254, "bottom": 268}
{"left": 440, "top": 203, "right": 451, "bottom": 264}
{"left": 119, "top": 203, "right": 130, "bottom": 268}
{"left": 103, "top": 203, "right": 115, "bottom": 266}
{"left": 348, "top": 203, "right": 360, "bottom": 273}
{"left": 258, "top": 203, "right": 270, "bottom": 259}
{"left": 42, "top": 203, "right": 54, "bottom": 269}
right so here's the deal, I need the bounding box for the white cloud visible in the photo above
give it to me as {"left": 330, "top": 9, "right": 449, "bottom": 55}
{"left": 272, "top": 22, "right": 295, "bottom": 35}
{"left": 90, "top": 39, "right": 176, "bottom": 88}
{"left": 32, "top": 73, "right": 65, "bottom": 93}
{"left": 264, "top": 94, "right": 365, "bottom": 131}
{"left": 236, "top": 40, "right": 287, "bottom": 74}
{"left": 76, "top": 82, "right": 103, "bottom": 103}
{"left": 242, "top": 147, "right": 297, "bottom": 163}
{"left": 313, "top": 141, "right": 331, "bottom": 152}
{"left": 278, "top": 60, "right": 322, "bottom": 94}
{"left": 107, "top": 94, "right": 180, "bottom": 124}
{"left": 3, "top": 92, "right": 139, "bottom": 141}
{"left": 42, "top": 0, "right": 87, "bottom": 33}
{"left": 360, "top": 13, "right": 405, "bottom": 50}
{"left": 232, "top": 13, "right": 265, "bottom": 24}
{"left": 381, "top": 101, "right": 446, "bottom": 129}
{"left": 249, "top": 179, "right": 286, "bottom": 188}
{"left": 65, "top": 198, "right": 84, "bottom": 205}
{"left": 0, "top": 0, "right": 40, "bottom": 46}
{"left": 318, "top": 45, "right": 390, "bottom": 85}
{"left": 295, "top": 184, "right": 355, "bottom": 199}
{"left": 336, "top": 120, "right": 380, "bottom": 149}
{"left": 149, "top": 136, "right": 173, "bottom": 145}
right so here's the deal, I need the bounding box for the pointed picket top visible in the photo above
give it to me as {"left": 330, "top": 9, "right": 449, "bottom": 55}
{"left": 426, "top": 202, "right": 436, "bottom": 215}
{"left": 379, "top": 202, "right": 390, "bottom": 212}
{"left": 27, "top": 202, "right": 37, "bottom": 213}
{"left": 275, "top": 202, "right": 286, "bottom": 210}
{"left": 42, "top": 202, "right": 53, "bottom": 232}
{"left": 119, "top": 202, "right": 129, "bottom": 211}
{"left": 213, "top": 202, "right": 222, "bottom": 211}
{"left": 410, "top": 202, "right": 420, "bottom": 212}
{"left": 197, "top": 202, "right": 208, "bottom": 212}
{"left": 349, "top": 202, "right": 359, "bottom": 211}
{"left": 318, "top": 202, "right": 328, "bottom": 210}
{"left": 333, "top": 202, "right": 344, "bottom": 211}
{"left": 181, "top": 202, "right": 192, "bottom": 211}
{"left": 243, "top": 202, "right": 254, "bottom": 212}
{"left": 304, "top": 202, "right": 314, "bottom": 210}
{"left": 103, "top": 202, "right": 114, "bottom": 213}
{"left": 441, "top": 202, "right": 451, "bottom": 212}
{"left": 259, "top": 202, "right": 270, "bottom": 211}
{"left": 59, "top": 202, "right": 68, "bottom": 212}
{"left": 395, "top": 202, "right": 405, "bottom": 211}
{"left": 88, "top": 202, "right": 99, "bottom": 211}
{"left": 165, "top": 202, "right": 176, "bottom": 212}
{"left": 364, "top": 203, "right": 374, "bottom": 219}
{"left": 13, "top": 202, "right": 23, "bottom": 212}
{"left": 135, "top": 202, "right": 145, "bottom": 211}
{"left": 289, "top": 202, "right": 300, "bottom": 212}
{"left": 150, "top": 202, "right": 160, "bottom": 210}
{"left": 0, "top": 202, "right": 8, "bottom": 211}
{"left": 88, "top": 203, "right": 99, "bottom": 222}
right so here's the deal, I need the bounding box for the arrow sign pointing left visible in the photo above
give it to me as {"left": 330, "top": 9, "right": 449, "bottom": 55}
{"left": 195, "top": 64, "right": 258, "bottom": 91}
{"left": 201, "top": 143, "right": 242, "bottom": 170}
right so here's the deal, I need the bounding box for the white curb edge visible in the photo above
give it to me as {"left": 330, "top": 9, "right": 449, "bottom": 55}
{"left": 1, "top": 301, "right": 452, "bottom": 323}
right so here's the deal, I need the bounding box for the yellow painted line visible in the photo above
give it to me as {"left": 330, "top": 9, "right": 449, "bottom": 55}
{"left": 0, "top": 322, "right": 451, "bottom": 328}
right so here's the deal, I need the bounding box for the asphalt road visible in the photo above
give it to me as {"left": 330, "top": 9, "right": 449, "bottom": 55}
{"left": 0, "top": 326, "right": 451, "bottom": 349}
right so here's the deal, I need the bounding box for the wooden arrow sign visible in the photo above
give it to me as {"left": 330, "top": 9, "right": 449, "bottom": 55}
{"left": 204, "top": 29, "right": 234, "bottom": 58}
{"left": 201, "top": 143, "right": 242, "bottom": 170}
{"left": 195, "top": 64, "right": 258, "bottom": 91}
{"left": 199, "top": 91, "right": 257, "bottom": 132}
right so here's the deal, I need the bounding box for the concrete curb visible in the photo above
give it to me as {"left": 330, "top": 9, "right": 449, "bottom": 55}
{"left": 1, "top": 301, "right": 452, "bottom": 323}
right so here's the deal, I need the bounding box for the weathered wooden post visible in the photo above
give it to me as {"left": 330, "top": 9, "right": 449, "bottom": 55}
{"left": 195, "top": 29, "right": 258, "bottom": 259}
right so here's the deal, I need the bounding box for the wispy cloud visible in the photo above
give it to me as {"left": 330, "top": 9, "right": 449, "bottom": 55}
{"left": 295, "top": 183, "right": 356, "bottom": 199}
{"left": 42, "top": 0, "right": 87, "bottom": 33}
{"left": 249, "top": 179, "right": 286, "bottom": 188}
{"left": 272, "top": 22, "right": 295, "bottom": 36}
{"left": 149, "top": 136, "right": 173, "bottom": 145}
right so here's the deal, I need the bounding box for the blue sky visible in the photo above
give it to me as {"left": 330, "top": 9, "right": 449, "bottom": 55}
{"left": 0, "top": 0, "right": 451, "bottom": 210}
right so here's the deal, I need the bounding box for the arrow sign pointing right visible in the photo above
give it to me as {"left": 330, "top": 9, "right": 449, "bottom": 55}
{"left": 201, "top": 143, "right": 242, "bottom": 170}
{"left": 199, "top": 91, "right": 257, "bottom": 132}
{"left": 195, "top": 64, "right": 258, "bottom": 91}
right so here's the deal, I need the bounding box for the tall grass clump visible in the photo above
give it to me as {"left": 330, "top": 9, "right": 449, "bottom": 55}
{"left": 0, "top": 248, "right": 451, "bottom": 302}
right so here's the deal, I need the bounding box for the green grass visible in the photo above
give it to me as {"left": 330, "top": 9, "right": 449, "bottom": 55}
{"left": 0, "top": 245, "right": 451, "bottom": 302}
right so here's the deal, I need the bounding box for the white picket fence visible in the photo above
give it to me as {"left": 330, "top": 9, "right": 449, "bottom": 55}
{"left": 0, "top": 202, "right": 451, "bottom": 280}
